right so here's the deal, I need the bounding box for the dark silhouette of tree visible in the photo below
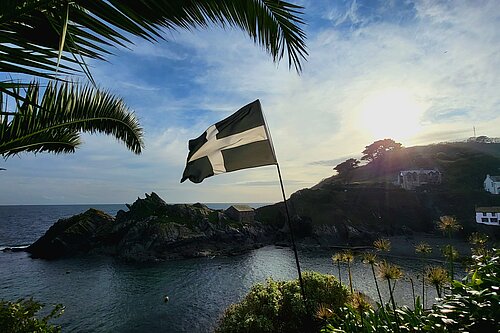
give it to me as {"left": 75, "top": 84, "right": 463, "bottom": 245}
{"left": 467, "top": 136, "right": 492, "bottom": 143}
{"left": 361, "top": 139, "right": 403, "bottom": 162}
{"left": 334, "top": 158, "right": 360, "bottom": 184}
{"left": 334, "top": 158, "right": 360, "bottom": 175}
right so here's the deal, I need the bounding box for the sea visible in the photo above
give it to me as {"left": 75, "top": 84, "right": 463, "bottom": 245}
{"left": 0, "top": 204, "right": 442, "bottom": 332}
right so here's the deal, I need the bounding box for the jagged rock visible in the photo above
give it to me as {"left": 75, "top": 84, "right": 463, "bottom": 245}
{"left": 27, "top": 193, "right": 275, "bottom": 262}
{"left": 28, "top": 208, "right": 115, "bottom": 259}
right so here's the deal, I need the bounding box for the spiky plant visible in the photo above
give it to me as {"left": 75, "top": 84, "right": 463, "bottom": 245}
{"left": 442, "top": 244, "right": 460, "bottom": 281}
{"left": 415, "top": 242, "right": 432, "bottom": 255}
{"left": 342, "top": 250, "right": 355, "bottom": 293}
{"left": 377, "top": 260, "right": 403, "bottom": 313}
{"left": 468, "top": 232, "right": 490, "bottom": 257}
{"left": 415, "top": 242, "right": 432, "bottom": 308}
{"left": 362, "top": 252, "right": 384, "bottom": 307}
{"left": 437, "top": 216, "right": 462, "bottom": 237}
{"left": 349, "top": 291, "right": 372, "bottom": 330}
{"left": 316, "top": 303, "right": 334, "bottom": 321}
{"left": 0, "top": 82, "right": 143, "bottom": 157}
{"left": 373, "top": 238, "right": 391, "bottom": 252}
{"left": 331, "top": 253, "right": 343, "bottom": 284}
{"left": 425, "top": 266, "right": 448, "bottom": 298}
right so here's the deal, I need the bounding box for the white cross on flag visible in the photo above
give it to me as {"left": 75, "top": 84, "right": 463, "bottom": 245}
{"left": 181, "top": 100, "right": 277, "bottom": 183}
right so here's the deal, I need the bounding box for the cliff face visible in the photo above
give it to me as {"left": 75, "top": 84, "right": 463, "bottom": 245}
{"left": 27, "top": 193, "right": 274, "bottom": 262}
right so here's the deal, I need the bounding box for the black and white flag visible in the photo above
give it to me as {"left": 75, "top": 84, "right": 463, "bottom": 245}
{"left": 181, "top": 100, "right": 277, "bottom": 183}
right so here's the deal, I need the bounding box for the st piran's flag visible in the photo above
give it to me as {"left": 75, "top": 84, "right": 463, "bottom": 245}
{"left": 181, "top": 100, "right": 277, "bottom": 183}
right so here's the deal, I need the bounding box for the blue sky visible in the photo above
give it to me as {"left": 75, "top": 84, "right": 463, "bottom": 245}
{"left": 1, "top": 0, "right": 499, "bottom": 205}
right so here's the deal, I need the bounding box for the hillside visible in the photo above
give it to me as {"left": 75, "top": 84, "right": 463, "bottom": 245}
{"left": 315, "top": 142, "right": 500, "bottom": 191}
{"left": 256, "top": 142, "right": 500, "bottom": 242}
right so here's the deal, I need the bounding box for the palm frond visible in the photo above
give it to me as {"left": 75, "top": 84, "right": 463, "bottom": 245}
{"left": 0, "top": 81, "right": 144, "bottom": 157}
{"left": 0, "top": 0, "right": 308, "bottom": 78}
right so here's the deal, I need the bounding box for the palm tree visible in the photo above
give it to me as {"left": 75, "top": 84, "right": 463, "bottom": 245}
{"left": 1, "top": 1, "right": 307, "bottom": 155}
{"left": 1, "top": 0, "right": 307, "bottom": 82}
{"left": 0, "top": 82, "right": 143, "bottom": 156}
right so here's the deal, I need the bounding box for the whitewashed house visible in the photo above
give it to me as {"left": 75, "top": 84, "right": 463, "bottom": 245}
{"left": 398, "top": 169, "right": 442, "bottom": 190}
{"left": 484, "top": 174, "right": 500, "bottom": 194}
{"left": 475, "top": 207, "right": 500, "bottom": 226}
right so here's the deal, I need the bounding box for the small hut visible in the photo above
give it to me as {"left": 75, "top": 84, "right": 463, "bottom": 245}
{"left": 225, "top": 205, "right": 255, "bottom": 223}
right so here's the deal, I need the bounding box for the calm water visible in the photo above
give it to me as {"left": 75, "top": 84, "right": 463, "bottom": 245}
{"left": 0, "top": 205, "right": 442, "bottom": 332}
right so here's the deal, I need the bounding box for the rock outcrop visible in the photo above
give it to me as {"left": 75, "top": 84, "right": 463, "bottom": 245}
{"left": 27, "top": 193, "right": 274, "bottom": 262}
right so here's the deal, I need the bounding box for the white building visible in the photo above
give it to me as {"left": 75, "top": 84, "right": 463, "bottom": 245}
{"left": 475, "top": 207, "right": 500, "bottom": 226}
{"left": 398, "top": 169, "right": 442, "bottom": 190}
{"left": 484, "top": 174, "right": 500, "bottom": 194}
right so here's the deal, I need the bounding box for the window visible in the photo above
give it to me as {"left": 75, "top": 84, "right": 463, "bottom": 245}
{"left": 481, "top": 218, "right": 489, "bottom": 222}
{"left": 482, "top": 212, "right": 487, "bottom": 216}
{"left": 491, "top": 218, "right": 498, "bottom": 223}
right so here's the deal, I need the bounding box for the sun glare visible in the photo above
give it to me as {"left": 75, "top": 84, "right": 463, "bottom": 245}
{"left": 358, "top": 88, "right": 425, "bottom": 143}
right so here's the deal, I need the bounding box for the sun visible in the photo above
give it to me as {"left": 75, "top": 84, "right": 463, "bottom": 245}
{"left": 358, "top": 88, "right": 425, "bottom": 143}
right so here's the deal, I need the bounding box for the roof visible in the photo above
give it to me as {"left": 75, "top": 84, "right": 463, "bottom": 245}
{"left": 400, "top": 169, "right": 440, "bottom": 174}
{"left": 227, "top": 205, "right": 254, "bottom": 212}
{"left": 488, "top": 175, "right": 500, "bottom": 182}
{"left": 476, "top": 206, "right": 500, "bottom": 213}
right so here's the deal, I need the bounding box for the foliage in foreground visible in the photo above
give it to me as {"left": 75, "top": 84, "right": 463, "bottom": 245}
{"left": 321, "top": 249, "right": 500, "bottom": 333}
{"left": 0, "top": 298, "right": 64, "bottom": 333}
{"left": 215, "top": 271, "right": 349, "bottom": 333}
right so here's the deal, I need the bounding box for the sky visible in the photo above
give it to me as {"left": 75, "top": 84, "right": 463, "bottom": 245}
{"left": 1, "top": 0, "right": 499, "bottom": 205}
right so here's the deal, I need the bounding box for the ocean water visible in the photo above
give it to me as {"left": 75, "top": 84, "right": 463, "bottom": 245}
{"left": 0, "top": 204, "right": 442, "bottom": 332}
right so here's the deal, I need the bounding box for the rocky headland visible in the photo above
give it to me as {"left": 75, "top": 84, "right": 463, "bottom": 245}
{"left": 27, "top": 193, "right": 275, "bottom": 262}
{"left": 22, "top": 142, "right": 500, "bottom": 262}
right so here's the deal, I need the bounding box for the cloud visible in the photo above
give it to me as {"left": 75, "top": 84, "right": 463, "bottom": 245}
{"left": 2, "top": 0, "right": 499, "bottom": 204}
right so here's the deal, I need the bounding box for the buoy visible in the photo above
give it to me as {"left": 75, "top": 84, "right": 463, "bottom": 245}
{"left": 164, "top": 296, "right": 169, "bottom": 303}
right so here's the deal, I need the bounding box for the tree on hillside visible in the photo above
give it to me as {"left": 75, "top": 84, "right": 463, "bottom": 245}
{"left": 1, "top": 0, "right": 308, "bottom": 157}
{"left": 467, "top": 135, "right": 493, "bottom": 143}
{"left": 361, "top": 139, "right": 403, "bottom": 162}
{"left": 334, "top": 158, "right": 360, "bottom": 184}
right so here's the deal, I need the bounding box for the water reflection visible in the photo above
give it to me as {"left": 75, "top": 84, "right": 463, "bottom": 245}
{"left": 0, "top": 246, "right": 462, "bottom": 332}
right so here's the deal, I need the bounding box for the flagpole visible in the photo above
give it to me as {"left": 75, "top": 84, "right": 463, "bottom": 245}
{"left": 276, "top": 163, "right": 307, "bottom": 303}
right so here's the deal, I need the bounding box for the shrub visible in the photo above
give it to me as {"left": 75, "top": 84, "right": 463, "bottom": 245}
{"left": 215, "top": 271, "right": 349, "bottom": 333}
{"left": 321, "top": 249, "right": 500, "bottom": 333}
{"left": 429, "top": 249, "right": 500, "bottom": 332}
{"left": 0, "top": 298, "right": 64, "bottom": 333}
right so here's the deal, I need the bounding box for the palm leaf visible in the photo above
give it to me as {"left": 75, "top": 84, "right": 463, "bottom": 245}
{"left": 0, "top": 81, "right": 144, "bottom": 157}
{"left": 0, "top": 0, "right": 308, "bottom": 78}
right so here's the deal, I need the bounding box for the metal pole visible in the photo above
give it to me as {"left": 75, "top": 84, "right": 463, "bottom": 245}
{"left": 276, "top": 163, "right": 307, "bottom": 302}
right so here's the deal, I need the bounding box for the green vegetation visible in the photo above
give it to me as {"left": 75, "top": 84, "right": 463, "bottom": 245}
{"left": 0, "top": 298, "right": 63, "bottom": 333}
{"left": 0, "top": 81, "right": 144, "bottom": 157}
{"left": 321, "top": 248, "right": 499, "bottom": 333}
{"left": 361, "top": 139, "right": 403, "bottom": 162}
{"left": 218, "top": 220, "right": 499, "bottom": 333}
{"left": 215, "top": 271, "right": 349, "bottom": 333}
{"left": 334, "top": 158, "right": 360, "bottom": 184}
